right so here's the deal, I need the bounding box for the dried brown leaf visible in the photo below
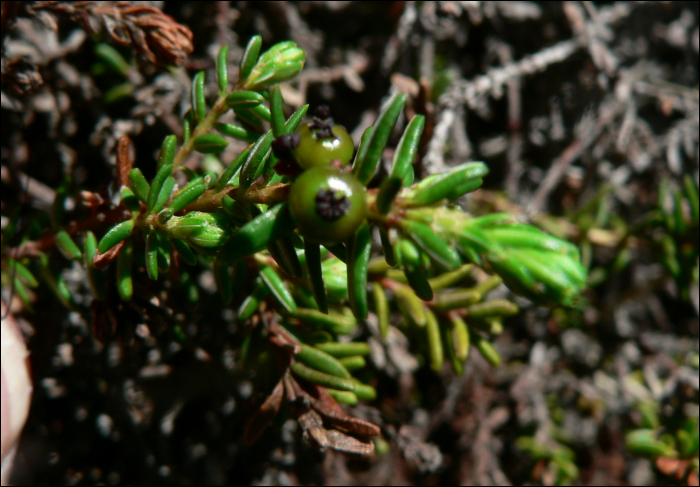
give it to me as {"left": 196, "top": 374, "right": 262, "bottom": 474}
{"left": 301, "top": 381, "right": 382, "bottom": 437}
{"left": 29, "top": 2, "right": 193, "bottom": 67}
{"left": 325, "top": 429, "right": 375, "bottom": 455}
{"left": 116, "top": 137, "right": 133, "bottom": 188}
{"left": 268, "top": 322, "right": 301, "bottom": 353}
{"left": 244, "top": 379, "right": 285, "bottom": 445}
{"left": 92, "top": 239, "right": 124, "bottom": 270}
{"left": 298, "top": 409, "right": 328, "bottom": 450}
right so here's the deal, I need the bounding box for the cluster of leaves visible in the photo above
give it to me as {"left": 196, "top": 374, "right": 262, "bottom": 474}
{"left": 626, "top": 399, "right": 699, "bottom": 486}
{"left": 1, "top": 36, "right": 588, "bottom": 455}
{"left": 655, "top": 176, "right": 699, "bottom": 303}
{"left": 573, "top": 175, "right": 699, "bottom": 303}
{"left": 516, "top": 435, "right": 579, "bottom": 486}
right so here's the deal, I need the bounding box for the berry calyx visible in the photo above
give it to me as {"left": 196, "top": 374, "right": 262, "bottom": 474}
{"left": 292, "top": 114, "right": 354, "bottom": 169}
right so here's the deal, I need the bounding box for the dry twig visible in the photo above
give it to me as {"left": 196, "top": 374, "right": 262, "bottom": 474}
{"left": 28, "top": 2, "right": 193, "bottom": 67}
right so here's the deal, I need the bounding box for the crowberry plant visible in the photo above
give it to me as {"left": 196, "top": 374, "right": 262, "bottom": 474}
{"left": 2, "top": 36, "right": 588, "bottom": 455}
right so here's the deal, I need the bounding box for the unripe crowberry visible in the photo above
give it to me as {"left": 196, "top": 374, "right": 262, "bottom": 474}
{"left": 289, "top": 167, "right": 366, "bottom": 245}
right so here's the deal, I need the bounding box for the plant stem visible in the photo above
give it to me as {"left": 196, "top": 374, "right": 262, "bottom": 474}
{"left": 172, "top": 90, "right": 238, "bottom": 172}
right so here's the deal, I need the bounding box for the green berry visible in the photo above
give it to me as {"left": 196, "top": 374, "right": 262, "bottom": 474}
{"left": 292, "top": 122, "right": 354, "bottom": 169}
{"left": 289, "top": 167, "right": 367, "bottom": 245}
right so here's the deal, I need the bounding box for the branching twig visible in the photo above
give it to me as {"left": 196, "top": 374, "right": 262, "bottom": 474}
{"left": 527, "top": 97, "right": 624, "bottom": 214}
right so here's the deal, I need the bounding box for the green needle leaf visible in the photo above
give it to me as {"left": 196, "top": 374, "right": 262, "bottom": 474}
{"left": 472, "top": 332, "right": 501, "bottom": 366}
{"left": 116, "top": 238, "right": 133, "bottom": 301}
{"left": 393, "top": 284, "right": 427, "bottom": 327}
{"left": 314, "top": 342, "right": 370, "bottom": 357}
{"left": 401, "top": 219, "right": 461, "bottom": 270}
{"left": 379, "top": 227, "right": 397, "bottom": 267}
{"left": 305, "top": 240, "right": 328, "bottom": 314}
{"left": 351, "top": 380, "right": 377, "bottom": 401}
{"left": 239, "top": 131, "right": 273, "bottom": 190}
{"left": 55, "top": 229, "right": 82, "bottom": 260}
{"left": 217, "top": 145, "right": 252, "bottom": 190}
{"left": 247, "top": 103, "right": 272, "bottom": 123}
{"left": 147, "top": 164, "right": 173, "bottom": 210}
{"left": 234, "top": 106, "right": 265, "bottom": 131}
{"left": 225, "top": 90, "right": 265, "bottom": 108}
{"left": 372, "top": 283, "right": 390, "bottom": 339}
{"left": 168, "top": 182, "right": 207, "bottom": 213}
{"left": 326, "top": 389, "right": 358, "bottom": 406}
{"left": 338, "top": 356, "right": 366, "bottom": 371}
{"left": 267, "top": 235, "right": 302, "bottom": 278}
{"left": 432, "top": 289, "right": 481, "bottom": 312}
{"left": 347, "top": 223, "right": 372, "bottom": 320}
{"left": 120, "top": 186, "right": 141, "bottom": 212}
{"left": 428, "top": 264, "right": 473, "bottom": 290}
{"left": 192, "top": 71, "right": 206, "bottom": 122}
{"left": 97, "top": 220, "right": 135, "bottom": 255}
{"left": 157, "top": 135, "right": 178, "bottom": 171}
{"left": 238, "top": 278, "right": 269, "bottom": 320}
{"left": 145, "top": 229, "right": 159, "bottom": 280}
{"left": 466, "top": 299, "right": 519, "bottom": 319}
{"left": 219, "top": 203, "right": 295, "bottom": 262}
{"left": 448, "top": 313, "right": 470, "bottom": 361}
{"left": 215, "top": 123, "right": 259, "bottom": 142}
{"left": 425, "top": 307, "right": 444, "bottom": 372}
{"left": 289, "top": 308, "right": 357, "bottom": 336}
{"left": 155, "top": 230, "right": 171, "bottom": 274}
{"left": 471, "top": 275, "right": 502, "bottom": 297}
{"left": 193, "top": 133, "right": 229, "bottom": 154}
{"left": 397, "top": 239, "right": 433, "bottom": 301}
{"left": 284, "top": 104, "right": 309, "bottom": 133}
{"left": 172, "top": 238, "right": 197, "bottom": 266}
{"left": 7, "top": 260, "right": 38, "bottom": 288}
{"left": 239, "top": 35, "right": 263, "bottom": 85}
{"left": 151, "top": 176, "right": 175, "bottom": 214}
{"left": 270, "top": 86, "right": 286, "bottom": 137}
{"left": 403, "top": 162, "right": 488, "bottom": 207}
{"left": 84, "top": 231, "right": 106, "bottom": 301}
{"left": 443, "top": 322, "right": 464, "bottom": 375}
{"left": 352, "top": 93, "right": 406, "bottom": 185}
{"left": 217, "top": 45, "right": 229, "bottom": 93}
{"left": 290, "top": 362, "right": 355, "bottom": 392}
{"left": 260, "top": 265, "right": 297, "bottom": 313}
{"left": 295, "top": 344, "right": 352, "bottom": 379}
{"left": 388, "top": 114, "right": 425, "bottom": 183}
{"left": 128, "top": 168, "right": 151, "bottom": 203}
{"left": 402, "top": 164, "right": 415, "bottom": 187}
{"left": 183, "top": 109, "right": 193, "bottom": 141}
